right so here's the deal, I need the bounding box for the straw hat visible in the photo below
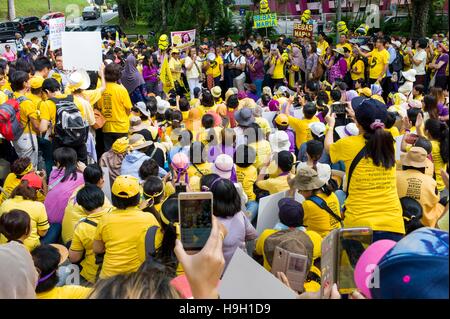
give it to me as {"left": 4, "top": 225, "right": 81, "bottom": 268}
{"left": 291, "top": 166, "right": 326, "bottom": 191}
{"left": 211, "top": 86, "right": 222, "bottom": 98}
{"left": 129, "top": 133, "right": 153, "bottom": 150}
{"left": 400, "top": 147, "right": 428, "bottom": 168}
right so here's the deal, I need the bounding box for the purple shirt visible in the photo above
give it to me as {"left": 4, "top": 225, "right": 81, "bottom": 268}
{"left": 44, "top": 169, "right": 84, "bottom": 224}
{"left": 217, "top": 211, "right": 257, "bottom": 270}
{"left": 142, "top": 65, "right": 158, "bottom": 83}
{"left": 436, "top": 53, "right": 449, "bottom": 76}
{"left": 438, "top": 102, "right": 449, "bottom": 117}
{"left": 250, "top": 59, "right": 265, "bottom": 81}
{"left": 285, "top": 129, "right": 296, "bottom": 153}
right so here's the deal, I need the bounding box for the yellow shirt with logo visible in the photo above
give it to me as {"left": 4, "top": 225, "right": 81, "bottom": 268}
{"left": 94, "top": 207, "right": 160, "bottom": 279}
{"left": 431, "top": 140, "right": 448, "bottom": 192}
{"left": 13, "top": 92, "right": 38, "bottom": 134}
{"left": 287, "top": 116, "right": 320, "bottom": 149}
{"left": 369, "top": 48, "right": 390, "bottom": 80}
{"left": 206, "top": 56, "right": 223, "bottom": 78}
{"left": 97, "top": 82, "right": 132, "bottom": 133}
{"left": 256, "top": 174, "right": 292, "bottom": 195}
{"left": 302, "top": 193, "right": 342, "bottom": 238}
{"left": 350, "top": 58, "right": 365, "bottom": 81}
{"left": 37, "top": 286, "right": 92, "bottom": 299}
{"left": 330, "top": 134, "right": 404, "bottom": 234}
{"left": 236, "top": 165, "right": 257, "bottom": 201}
{"left": 69, "top": 208, "right": 110, "bottom": 283}
{"left": 0, "top": 196, "right": 49, "bottom": 251}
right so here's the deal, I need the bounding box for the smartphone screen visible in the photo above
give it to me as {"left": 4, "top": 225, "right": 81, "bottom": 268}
{"left": 179, "top": 193, "right": 213, "bottom": 251}
{"left": 337, "top": 228, "right": 373, "bottom": 294}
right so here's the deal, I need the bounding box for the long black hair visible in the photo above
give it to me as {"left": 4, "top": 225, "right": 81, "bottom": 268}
{"left": 53, "top": 147, "right": 78, "bottom": 182}
{"left": 425, "top": 119, "right": 449, "bottom": 164}
{"left": 155, "top": 194, "right": 179, "bottom": 271}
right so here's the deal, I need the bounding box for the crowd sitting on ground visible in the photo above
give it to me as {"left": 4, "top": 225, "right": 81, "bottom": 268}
{"left": 0, "top": 28, "right": 448, "bottom": 299}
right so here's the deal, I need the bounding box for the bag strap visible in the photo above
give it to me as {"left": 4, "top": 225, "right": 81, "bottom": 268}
{"left": 308, "top": 195, "right": 343, "bottom": 226}
{"left": 145, "top": 226, "right": 159, "bottom": 261}
{"left": 82, "top": 218, "right": 98, "bottom": 227}
{"left": 48, "top": 174, "right": 65, "bottom": 191}
{"left": 148, "top": 146, "right": 158, "bottom": 159}
{"left": 346, "top": 145, "right": 367, "bottom": 196}
{"left": 192, "top": 163, "right": 204, "bottom": 176}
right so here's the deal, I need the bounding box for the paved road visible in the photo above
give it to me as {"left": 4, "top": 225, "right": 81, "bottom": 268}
{"left": 0, "top": 10, "right": 117, "bottom": 52}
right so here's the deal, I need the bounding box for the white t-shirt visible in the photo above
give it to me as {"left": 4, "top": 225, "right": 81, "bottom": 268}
{"left": 184, "top": 56, "right": 202, "bottom": 79}
{"left": 413, "top": 49, "right": 427, "bottom": 75}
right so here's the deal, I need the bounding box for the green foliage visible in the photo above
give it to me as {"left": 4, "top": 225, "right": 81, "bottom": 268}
{"left": 215, "top": 8, "right": 238, "bottom": 39}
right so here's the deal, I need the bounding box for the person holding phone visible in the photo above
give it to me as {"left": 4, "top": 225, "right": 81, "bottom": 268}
{"left": 269, "top": 46, "right": 288, "bottom": 90}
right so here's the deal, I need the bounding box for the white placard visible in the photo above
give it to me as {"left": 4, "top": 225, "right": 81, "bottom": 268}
{"left": 293, "top": 108, "right": 304, "bottom": 119}
{"left": 49, "top": 17, "right": 65, "bottom": 50}
{"left": 61, "top": 32, "right": 103, "bottom": 71}
{"left": 262, "top": 111, "right": 277, "bottom": 128}
{"left": 395, "top": 135, "right": 404, "bottom": 161}
{"left": 219, "top": 248, "right": 298, "bottom": 299}
{"left": 101, "top": 167, "right": 112, "bottom": 203}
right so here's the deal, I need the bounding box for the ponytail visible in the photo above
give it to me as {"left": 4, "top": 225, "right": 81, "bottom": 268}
{"left": 439, "top": 123, "right": 449, "bottom": 164}
{"left": 156, "top": 223, "right": 178, "bottom": 267}
{"left": 365, "top": 127, "right": 395, "bottom": 169}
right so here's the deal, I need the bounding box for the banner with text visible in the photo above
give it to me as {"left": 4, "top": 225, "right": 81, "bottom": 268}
{"left": 171, "top": 29, "right": 196, "bottom": 50}
{"left": 49, "top": 17, "right": 66, "bottom": 50}
{"left": 293, "top": 23, "right": 313, "bottom": 39}
{"left": 253, "top": 13, "right": 278, "bottom": 29}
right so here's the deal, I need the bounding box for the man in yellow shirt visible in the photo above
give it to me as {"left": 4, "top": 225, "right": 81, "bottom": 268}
{"left": 11, "top": 71, "right": 40, "bottom": 167}
{"left": 93, "top": 175, "right": 160, "bottom": 279}
{"left": 97, "top": 63, "right": 133, "bottom": 151}
{"left": 285, "top": 101, "right": 319, "bottom": 150}
{"left": 357, "top": 38, "right": 390, "bottom": 84}
{"left": 69, "top": 185, "right": 111, "bottom": 284}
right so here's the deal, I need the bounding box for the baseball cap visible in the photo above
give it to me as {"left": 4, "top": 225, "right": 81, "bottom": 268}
{"left": 274, "top": 113, "right": 289, "bottom": 126}
{"left": 29, "top": 76, "right": 44, "bottom": 89}
{"left": 156, "top": 96, "right": 170, "bottom": 114}
{"left": 278, "top": 198, "right": 304, "bottom": 227}
{"left": 112, "top": 175, "right": 140, "bottom": 198}
{"left": 309, "top": 122, "right": 326, "bottom": 138}
{"left": 112, "top": 137, "right": 130, "bottom": 154}
{"left": 335, "top": 122, "right": 359, "bottom": 139}
{"left": 352, "top": 97, "right": 388, "bottom": 127}
{"left": 269, "top": 131, "right": 290, "bottom": 153}
{"left": 21, "top": 172, "right": 42, "bottom": 189}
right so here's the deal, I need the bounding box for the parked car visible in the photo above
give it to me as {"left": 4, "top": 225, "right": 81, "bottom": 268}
{"left": 13, "top": 16, "right": 44, "bottom": 33}
{"left": 0, "top": 21, "right": 24, "bottom": 43}
{"left": 41, "top": 12, "right": 65, "bottom": 26}
{"left": 82, "top": 6, "right": 101, "bottom": 20}
{"left": 75, "top": 24, "right": 125, "bottom": 40}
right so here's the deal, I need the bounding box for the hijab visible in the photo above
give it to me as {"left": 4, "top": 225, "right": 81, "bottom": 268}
{"left": 121, "top": 54, "right": 145, "bottom": 93}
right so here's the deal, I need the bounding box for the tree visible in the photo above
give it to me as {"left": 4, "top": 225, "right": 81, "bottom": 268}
{"left": 7, "top": 0, "right": 16, "bottom": 21}
{"left": 410, "top": 0, "right": 432, "bottom": 38}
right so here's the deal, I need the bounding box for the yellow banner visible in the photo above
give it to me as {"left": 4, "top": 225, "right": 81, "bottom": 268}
{"left": 253, "top": 13, "right": 278, "bottom": 29}
{"left": 160, "top": 55, "right": 174, "bottom": 94}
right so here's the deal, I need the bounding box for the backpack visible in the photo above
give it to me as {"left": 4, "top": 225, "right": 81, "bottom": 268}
{"left": 0, "top": 99, "right": 24, "bottom": 141}
{"left": 389, "top": 50, "right": 404, "bottom": 74}
{"left": 50, "top": 96, "right": 88, "bottom": 146}
{"left": 263, "top": 229, "right": 314, "bottom": 271}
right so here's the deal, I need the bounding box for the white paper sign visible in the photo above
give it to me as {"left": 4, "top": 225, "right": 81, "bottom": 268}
{"left": 395, "top": 135, "right": 404, "bottom": 161}
{"left": 49, "top": 17, "right": 65, "bottom": 50}
{"left": 101, "top": 167, "right": 112, "bottom": 203}
{"left": 61, "top": 32, "right": 103, "bottom": 71}
{"left": 262, "top": 111, "right": 277, "bottom": 128}
{"left": 219, "top": 248, "right": 298, "bottom": 299}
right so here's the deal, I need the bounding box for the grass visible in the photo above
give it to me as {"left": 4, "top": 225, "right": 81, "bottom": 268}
{"left": 0, "top": 0, "right": 89, "bottom": 20}
{"left": 107, "top": 16, "right": 149, "bottom": 36}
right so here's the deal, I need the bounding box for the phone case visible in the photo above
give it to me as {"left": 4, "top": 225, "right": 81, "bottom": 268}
{"left": 320, "top": 229, "right": 338, "bottom": 297}
{"left": 271, "top": 247, "right": 308, "bottom": 293}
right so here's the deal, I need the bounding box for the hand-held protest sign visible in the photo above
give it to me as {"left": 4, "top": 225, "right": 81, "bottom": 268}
{"left": 219, "top": 248, "right": 298, "bottom": 299}
{"left": 49, "top": 17, "right": 66, "bottom": 50}
{"left": 61, "top": 32, "right": 103, "bottom": 71}
{"left": 171, "top": 29, "right": 196, "bottom": 50}
{"left": 293, "top": 23, "right": 313, "bottom": 39}
{"left": 253, "top": 13, "right": 278, "bottom": 29}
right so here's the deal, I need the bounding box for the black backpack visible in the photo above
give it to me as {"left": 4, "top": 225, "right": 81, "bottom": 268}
{"left": 50, "top": 95, "right": 88, "bottom": 146}
{"left": 389, "top": 50, "right": 404, "bottom": 74}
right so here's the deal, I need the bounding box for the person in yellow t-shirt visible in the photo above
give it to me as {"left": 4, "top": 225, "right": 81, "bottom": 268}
{"left": 325, "top": 97, "right": 405, "bottom": 240}
{"left": 291, "top": 166, "right": 342, "bottom": 238}
{"left": 97, "top": 63, "right": 133, "bottom": 151}
{"left": 317, "top": 32, "right": 330, "bottom": 59}
{"left": 26, "top": 76, "right": 44, "bottom": 109}
{"left": 169, "top": 49, "right": 183, "bottom": 83}
{"left": 11, "top": 71, "right": 40, "bottom": 167}
{"left": 93, "top": 175, "right": 160, "bottom": 279}
{"left": 196, "top": 90, "right": 217, "bottom": 117}
{"left": 269, "top": 47, "right": 288, "bottom": 87}
{"left": 349, "top": 48, "right": 365, "bottom": 82}
{"left": 256, "top": 151, "right": 294, "bottom": 195}
{"left": 205, "top": 49, "right": 224, "bottom": 87}
{"left": 69, "top": 185, "right": 110, "bottom": 284}
{"left": 32, "top": 244, "right": 92, "bottom": 299}
{"left": 285, "top": 101, "right": 320, "bottom": 149}
{"left": 336, "top": 34, "right": 353, "bottom": 66}
{"left": 424, "top": 119, "right": 449, "bottom": 195}
{"left": 357, "top": 38, "right": 390, "bottom": 84}
{"left": 0, "top": 173, "right": 49, "bottom": 251}
{"left": 235, "top": 145, "right": 258, "bottom": 222}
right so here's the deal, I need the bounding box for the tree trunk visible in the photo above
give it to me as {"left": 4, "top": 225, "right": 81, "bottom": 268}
{"left": 118, "top": 1, "right": 126, "bottom": 26}
{"left": 7, "top": 0, "right": 16, "bottom": 21}
{"left": 161, "top": 0, "right": 167, "bottom": 31}
{"left": 411, "top": 0, "right": 432, "bottom": 38}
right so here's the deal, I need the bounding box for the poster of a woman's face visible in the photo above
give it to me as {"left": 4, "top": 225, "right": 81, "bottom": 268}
{"left": 182, "top": 33, "right": 191, "bottom": 43}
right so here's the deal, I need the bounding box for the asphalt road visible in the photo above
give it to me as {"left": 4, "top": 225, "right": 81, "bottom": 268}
{"left": 0, "top": 10, "right": 117, "bottom": 52}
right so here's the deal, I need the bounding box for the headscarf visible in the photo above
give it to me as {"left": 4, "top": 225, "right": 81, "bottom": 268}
{"left": 345, "top": 90, "right": 359, "bottom": 102}
{"left": 120, "top": 54, "right": 145, "bottom": 93}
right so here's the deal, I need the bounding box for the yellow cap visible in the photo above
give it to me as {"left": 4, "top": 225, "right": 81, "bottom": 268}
{"left": 30, "top": 76, "right": 44, "bottom": 89}
{"left": 357, "top": 87, "right": 372, "bottom": 98}
{"left": 112, "top": 137, "right": 130, "bottom": 154}
{"left": 112, "top": 175, "right": 140, "bottom": 198}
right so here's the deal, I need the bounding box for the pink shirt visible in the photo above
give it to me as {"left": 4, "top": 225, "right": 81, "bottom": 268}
{"left": 2, "top": 51, "right": 16, "bottom": 62}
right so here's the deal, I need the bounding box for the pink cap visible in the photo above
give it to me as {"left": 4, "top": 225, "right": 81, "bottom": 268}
{"left": 206, "top": 110, "right": 222, "bottom": 127}
{"left": 171, "top": 152, "right": 189, "bottom": 170}
{"left": 354, "top": 240, "right": 396, "bottom": 299}
{"left": 268, "top": 99, "right": 280, "bottom": 111}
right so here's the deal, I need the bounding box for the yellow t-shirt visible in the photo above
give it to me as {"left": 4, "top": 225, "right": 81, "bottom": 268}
{"left": 187, "top": 162, "right": 212, "bottom": 179}
{"left": 396, "top": 169, "right": 444, "bottom": 227}
{"left": 69, "top": 208, "right": 110, "bottom": 283}
{"left": 39, "top": 94, "right": 87, "bottom": 129}
{"left": 369, "top": 48, "right": 390, "bottom": 80}
{"left": 206, "top": 56, "right": 223, "bottom": 78}
{"left": 330, "top": 134, "right": 404, "bottom": 234}
{"left": 37, "top": 286, "right": 92, "bottom": 299}
{"left": 61, "top": 186, "right": 112, "bottom": 244}
{"left": 386, "top": 126, "right": 400, "bottom": 139}
{"left": 271, "top": 55, "right": 288, "bottom": 79}
{"left": 288, "top": 116, "right": 320, "bottom": 149}
{"left": 0, "top": 196, "right": 49, "bottom": 251}
{"left": 25, "top": 93, "right": 43, "bottom": 117}
{"left": 249, "top": 140, "right": 272, "bottom": 169}
{"left": 350, "top": 58, "right": 365, "bottom": 81}
{"left": 431, "top": 140, "right": 448, "bottom": 192}
{"left": 169, "top": 58, "right": 183, "bottom": 82}
{"left": 256, "top": 174, "right": 292, "bottom": 195}
{"left": 196, "top": 104, "right": 218, "bottom": 118}
{"left": 97, "top": 82, "right": 132, "bottom": 133}
{"left": 236, "top": 165, "right": 257, "bottom": 201}
{"left": 94, "top": 207, "right": 160, "bottom": 279}
{"left": 13, "top": 92, "right": 38, "bottom": 134}
{"left": 302, "top": 193, "right": 342, "bottom": 238}
{"left": 317, "top": 40, "right": 329, "bottom": 58}
{"left": 255, "top": 117, "right": 271, "bottom": 136}
{"left": 0, "top": 172, "right": 20, "bottom": 205}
